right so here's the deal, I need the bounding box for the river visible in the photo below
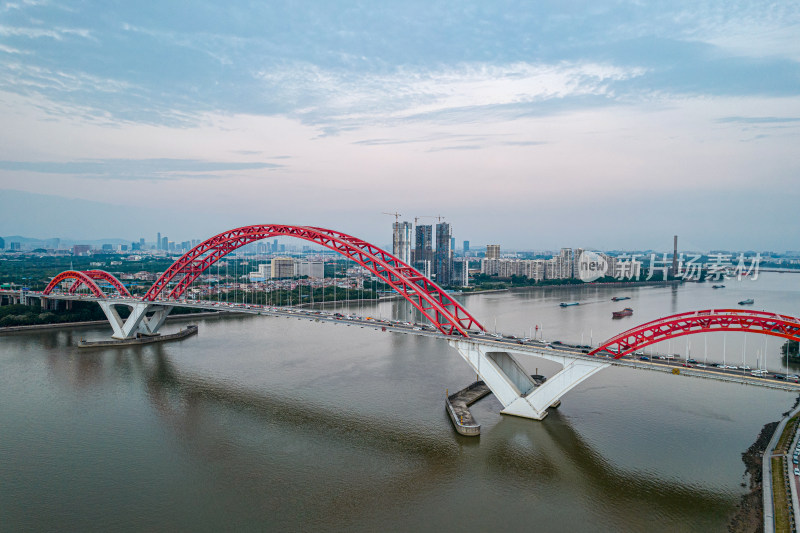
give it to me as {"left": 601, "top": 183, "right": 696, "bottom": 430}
{"left": 1, "top": 272, "right": 798, "bottom": 531}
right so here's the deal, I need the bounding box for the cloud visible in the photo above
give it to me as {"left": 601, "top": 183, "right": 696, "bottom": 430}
{"left": 353, "top": 138, "right": 422, "bottom": 146}
{"left": 1, "top": 62, "right": 133, "bottom": 94}
{"left": 1, "top": 1, "right": 49, "bottom": 12}
{"left": 0, "top": 25, "right": 92, "bottom": 41}
{"left": 0, "top": 44, "right": 29, "bottom": 54}
{"left": 259, "top": 61, "right": 645, "bottom": 125}
{"left": 502, "top": 141, "right": 547, "bottom": 147}
{"left": 353, "top": 132, "right": 490, "bottom": 146}
{"left": 426, "top": 145, "right": 483, "bottom": 152}
{"left": 717, "top": 116, "right": 800, "bottom": 124}
{"left": 0, "top": 1, "right": 798, "bottom": 133}
{"left": 0, "top": 158, "right": 283, "bottom": 181}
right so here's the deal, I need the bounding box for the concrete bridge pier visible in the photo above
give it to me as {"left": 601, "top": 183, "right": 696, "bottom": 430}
{"left": 40, "top": 297, "right": 59, "bottom": 311}
{"left": 449, "top": 340, "right": 610, "bottom": 420}
{"left": 97, "top": 301, "right": 174, "bottom": 339}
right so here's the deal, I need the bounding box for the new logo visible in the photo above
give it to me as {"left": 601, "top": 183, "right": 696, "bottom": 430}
{"left": 578, "top": 251, "right": 608, "bottom": 282}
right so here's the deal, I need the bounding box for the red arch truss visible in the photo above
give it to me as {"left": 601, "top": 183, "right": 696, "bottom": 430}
{"left": 69, "top": 270, "right": 132, "bottom": 297}
{"left": 143, "top": 224, "right": 484, "bottom": 337}
{"left": 590, "top": 309, "right": 800, "bottom": 359}
{"left": 43, "top": 270, "right": 107, "bottom": 298}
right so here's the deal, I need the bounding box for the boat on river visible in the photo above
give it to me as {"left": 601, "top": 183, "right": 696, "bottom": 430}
{"left": 738, "top": 298, "right": 754, "bottom": 305}
{"left": 560, "top": 302, "right": 579, "bottom": 307}
{"left": 611, "top": 296, "right": 630, "bottom": 301}
{"left": 612, "top": 307, "right": 633, "bottom": 319}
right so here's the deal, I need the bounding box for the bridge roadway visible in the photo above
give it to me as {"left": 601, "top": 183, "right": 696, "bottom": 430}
{"left": 19, "top": 290, "right": 800, "bottom": 394}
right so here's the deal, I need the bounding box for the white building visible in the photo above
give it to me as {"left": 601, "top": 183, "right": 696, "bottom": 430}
{"left": 297, "top": 260, "right": 324, "bottom": 278}
{"left": 392, "top": 221, "right": 413, "bottom": 264}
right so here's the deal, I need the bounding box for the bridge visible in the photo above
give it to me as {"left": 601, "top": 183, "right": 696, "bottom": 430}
{"left": 7, "top": 223, "right": 800, "bottom": 421}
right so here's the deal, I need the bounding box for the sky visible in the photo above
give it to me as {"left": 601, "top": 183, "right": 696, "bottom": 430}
{"left": 0, "top": 1, "right": 799, "bottom": 251}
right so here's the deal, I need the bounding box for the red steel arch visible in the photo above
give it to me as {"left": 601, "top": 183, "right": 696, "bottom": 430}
{"left": 590, "top": 309, "right": 800, "bottom": 359}
{"left": 307, "top": 227, "right": 481, "bottom": 334}
{"left": 43, "top": 270, "right": 107, "bottom": 298}
{"left": 69, "top": 270, "right": 132, "bottom": 297}
{"left": 143, "top": 224, "right": 484, "bottom": 337}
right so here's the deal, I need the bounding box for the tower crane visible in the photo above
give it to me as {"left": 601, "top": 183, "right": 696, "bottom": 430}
{"left": 414, "top": 215, "right": 445, "bottom": 224}
{"left": 382, "top": 211, "right": 402, "bottom": 223}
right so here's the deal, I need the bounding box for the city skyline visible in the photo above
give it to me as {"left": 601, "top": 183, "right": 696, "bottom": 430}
{"left": 1, "top": 2, "right": 799, "bottom": 250}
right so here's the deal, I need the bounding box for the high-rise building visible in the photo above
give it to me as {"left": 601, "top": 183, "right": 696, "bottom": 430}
{"left": 463, "top": 240, "right": 470, "bottom": 254}
{"left": 10, "top": 242, "right": 21, "bottom": 251}
{"left": 453, "top": 259, "right": 470, "bottom": 287}
{"left": 297, "top": 260, "right": 324, "bottom": 278}
{"left": 0, "top": 237, "right": 5, "bottom": 249}
{"left": 573, "top": 248, "right": 584, "bottom": 279}
{"left": 435, "top": 222, "right": 452, "bottom": 285}
{"left": 161, "top": 236, "right": 169, "bottom": 251}
{"left": 486, "top": 244, "right": 500, "bottom": 260}
{"left": 271, "top": 257, "right": 296, "bottom": 278}
{"left": 414, "top": 225, "right": 433, "bottom": 276}
{"left": 560, "top": 248, "right": 573, "bottom": 278}
{"left": 392, "top": 221, "right": 413, "bottom": 264}
{"left": 157, "top": 232, "right": 161, "bottom": 250}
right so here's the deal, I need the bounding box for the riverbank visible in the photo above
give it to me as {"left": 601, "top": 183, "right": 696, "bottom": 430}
{"left": 509, "top": 279, "right": 683, "bottom": 291}
{"left": 461, "top": 279, "right": 682, "bottom": 294}
{"left": 730, "top": 395, "right": 800, "bottom": 532}
{"left": 0, "top": 310, "right": 230, "bottom": 334}
{"left": 729, "top": 420, "right": 779, "bottom": 532}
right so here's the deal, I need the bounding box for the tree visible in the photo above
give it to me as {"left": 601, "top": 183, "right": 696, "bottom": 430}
{"left": 781, "top": 340, "right": 799, "bottom": 360}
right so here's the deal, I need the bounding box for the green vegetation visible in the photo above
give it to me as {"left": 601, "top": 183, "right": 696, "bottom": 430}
{"left": 772, "top": 456, "right": 792, "bottom": 533}
{"left": 0, "top": 254, "right": 176, "bottom": 291}
{"left": 776, "top": 416, "right": 799, "bottom": 454}
{"left": 0, "top": 302, "right": 109, "bottom": 327}
{"left": 782, "top": 340, "right": 799, "bottom": 361}
{"left": 770, "top": 416, "right": 799, "bottom": 533}
{"left": 0, "top": 301, "right": 207, "bottom": 328}
{"left": 467, "top": 273, "right": 665, "bottom": 291}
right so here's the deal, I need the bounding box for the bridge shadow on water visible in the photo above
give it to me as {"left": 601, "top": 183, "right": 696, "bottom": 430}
{"left": 481, "top": 412, "right": 733, "bottom": 528}
{"left": 42, "top": 341, "right": 737, "bottom": 530}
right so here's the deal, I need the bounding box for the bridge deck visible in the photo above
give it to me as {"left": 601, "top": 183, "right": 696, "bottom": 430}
{"left": 10, "top": 290, "right": 800, "bottom": 393}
